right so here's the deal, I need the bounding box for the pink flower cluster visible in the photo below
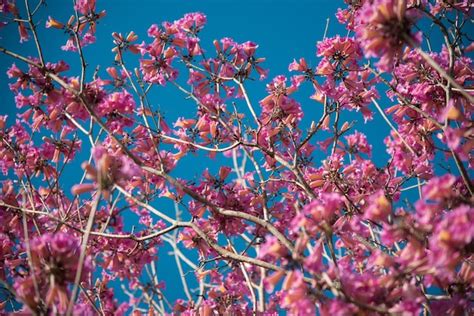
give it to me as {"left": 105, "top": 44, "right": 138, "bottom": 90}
{"left": 46, "top": 0, "right": 106, "bottom": 51}
{"left": 14, "top": 233, "right": 90, "bottom": 314}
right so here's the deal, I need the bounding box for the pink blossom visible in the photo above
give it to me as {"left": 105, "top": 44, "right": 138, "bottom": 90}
{"left": 15, "top": 232, "right": 90, "bottom": 313}
{"left": 364, "top": 190, "right": 392, "bottom": 222}
{"left": 356, "top": 0, "right": 421, "bottom": 71}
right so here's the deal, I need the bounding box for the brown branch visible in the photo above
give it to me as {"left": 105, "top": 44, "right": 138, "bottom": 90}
{"left": 24, "top": 0, "right": 45, "bottom": 66}
{"left": 66, "top": 190, "right": 101, "bottom": 316}
{"left": 143, "top": 167, "right": 296, "bottom": 253}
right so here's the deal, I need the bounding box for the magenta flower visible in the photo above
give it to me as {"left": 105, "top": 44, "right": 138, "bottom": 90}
{"left": 356, "top": 0, "right": 421, "bottom": 71}
{"left": 317, "top": 36, "right": 361, "bottom": 77}
{"left": 96, "top": 90, "right": 136, "bottom": 132}
{"left": 72, "top": 144, "right": 141, "bottom": 199}
{"left": 259, "top": 75, "right": 303, "bottom": 127}
{"left": 364, "top": 189, "right": 392, "bottom": 222}
{"left": 15, "top": 232, "right": 90, "bottom": 313}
